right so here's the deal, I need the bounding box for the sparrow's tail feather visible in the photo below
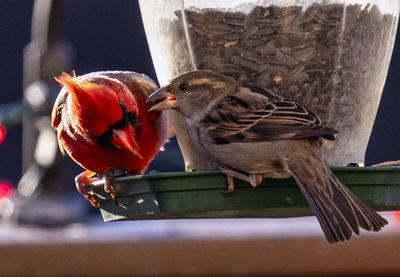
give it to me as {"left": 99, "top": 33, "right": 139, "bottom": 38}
{"left": 288, "top": 159, "right": 388, "bottom": 243}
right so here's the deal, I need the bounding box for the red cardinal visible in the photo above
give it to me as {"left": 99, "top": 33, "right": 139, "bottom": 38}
{"left": 52, "top": 71, "right": 172, "bottom": 207}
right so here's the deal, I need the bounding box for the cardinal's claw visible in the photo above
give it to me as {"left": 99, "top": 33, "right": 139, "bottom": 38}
{"left": 104, "top": 168, "right": 119, "bottom": 206}
{"left": 75, "top": 170, "right": 100, "bottom": 208}
{"left": 104, "top": 177, "right": 117, "bottom": 199}
{"left": 87, "top": 195, "right": 100, "bottom": 208}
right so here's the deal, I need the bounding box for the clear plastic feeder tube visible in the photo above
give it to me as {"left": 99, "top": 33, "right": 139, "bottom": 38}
{"left": 140, "top": 0, "right": 400, "bottom": 169}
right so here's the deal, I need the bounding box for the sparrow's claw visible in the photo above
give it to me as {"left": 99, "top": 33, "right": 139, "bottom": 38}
{"left": 220, "top": 175, "right": 235, "bottom": 194}
{"left": 227, "top": 175, "right": 235, "bottom": 193}
{"left": 75, "top": 170, "right": 100, "bottom": 208}
{"left": 218, "top": 163, "right": 260, "bottom": 193}
{"left": 249, "top": 173, "right": 263, "bottom": 188}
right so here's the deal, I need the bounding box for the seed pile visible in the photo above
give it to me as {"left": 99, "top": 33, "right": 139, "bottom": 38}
{"left": 170, "top": 4, "right": 392, "bottom": 123}
{"left": 166, "top": 3, "right": 395, "bottom": 164}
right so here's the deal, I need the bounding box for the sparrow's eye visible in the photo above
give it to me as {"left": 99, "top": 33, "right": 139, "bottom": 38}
{"left": 179, "top": 83, "right": 189, "bottom": 91}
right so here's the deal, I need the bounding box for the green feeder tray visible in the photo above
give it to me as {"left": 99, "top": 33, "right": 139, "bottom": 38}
{"left": 87, "top": 167, "right": 400, "bottom": 222}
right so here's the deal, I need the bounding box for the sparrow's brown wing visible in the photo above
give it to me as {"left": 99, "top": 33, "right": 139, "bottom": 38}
{"left": 202, "top": 85, "right": 337, "bottom": 144}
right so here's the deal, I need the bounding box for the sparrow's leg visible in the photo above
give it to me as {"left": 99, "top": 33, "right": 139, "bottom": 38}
{"left": 373, "top": 160, "right": 400, "bottom": 167}
{"left": 226, "top": 175, "right": 235, "bottom": 193}
{"left": 218, "top": 163, "right": 253, "bottom": 193}
{"left": 75, "top": 170, "right": 100, "bottom": 208}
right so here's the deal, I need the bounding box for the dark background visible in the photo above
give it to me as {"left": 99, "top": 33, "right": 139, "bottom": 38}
{"left": 0, "top": 0, "right": 399, "bottom": 187}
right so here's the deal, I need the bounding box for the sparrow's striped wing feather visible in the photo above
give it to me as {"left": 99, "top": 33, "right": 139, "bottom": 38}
{"left": 203, "top": 86, "right": 337, "bottom": 143}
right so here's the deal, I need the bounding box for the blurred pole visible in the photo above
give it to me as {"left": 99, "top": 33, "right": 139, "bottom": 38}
{"left": 23, "top": 0, "right": 50, "bottom": 171}
{"left": 20, "top": 0, "right": 74, "bottom": 199}
{"left": 23, "top": 0, "right": 60, "bottom": 171}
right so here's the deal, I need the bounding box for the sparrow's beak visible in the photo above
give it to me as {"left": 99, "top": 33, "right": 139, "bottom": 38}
{"left": 111, "top": 125, "right": 143, "bottom": 159}
{"left": 147, "top": 87, "right": 177, "bottom": 112}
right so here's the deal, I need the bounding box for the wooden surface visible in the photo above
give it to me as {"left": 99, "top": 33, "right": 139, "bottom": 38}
{"left": 2, "top": 236, "right": 400, "bottom": 277}
{"left": 0, "top": 213, "right": 399, "bottom": 276}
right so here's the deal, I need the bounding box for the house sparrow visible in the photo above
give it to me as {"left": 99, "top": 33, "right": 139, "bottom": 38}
{"left": 52, "top": 71, "right": 172, "bottom": 207}
{"left": 147, "top": 70, "right": 388, "bottom": 243}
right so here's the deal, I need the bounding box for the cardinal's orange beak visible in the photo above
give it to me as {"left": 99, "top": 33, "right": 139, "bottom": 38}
{"left": 111, "top": 125, "right": 143, "bottom": 159}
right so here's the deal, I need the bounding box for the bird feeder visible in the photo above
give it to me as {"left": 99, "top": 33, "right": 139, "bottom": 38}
{"left": 139, "top": 0, "right": 400, "bottom": 169}
{"left": 88, "top": 167, "right": 400, "bottom": 221}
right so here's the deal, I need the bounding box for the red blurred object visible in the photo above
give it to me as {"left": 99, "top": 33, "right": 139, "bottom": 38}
{"left": 392, "top": 210, "right": 400, "bottom": 222}
{"left": 0, "top": 123, "right": 5, "bottom": 145}
{"left": 0, "top": 182, "right": 13, "bottom": 199}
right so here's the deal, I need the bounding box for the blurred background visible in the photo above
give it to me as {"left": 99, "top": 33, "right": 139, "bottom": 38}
{"left": 2, "top": 0, "right": 400, "bottom": 222}
{"left": 0, "top": 1, "right": 399, "bottom": 275}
